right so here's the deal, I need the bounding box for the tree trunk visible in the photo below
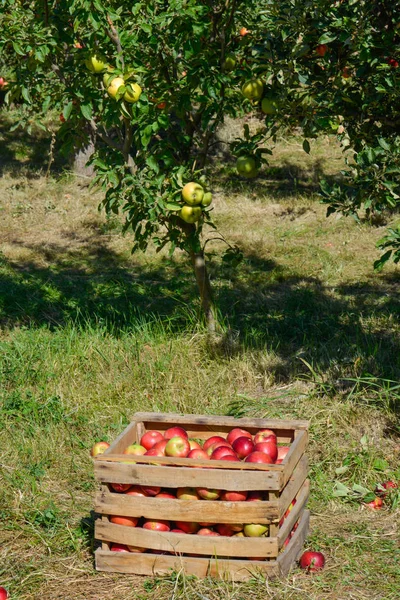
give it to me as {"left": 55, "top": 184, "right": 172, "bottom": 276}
{"left": 72, "top": 126, "right": 96, "bottom": 179}
{"left": 190, "top": 249, "right": 218, "bottom": 335}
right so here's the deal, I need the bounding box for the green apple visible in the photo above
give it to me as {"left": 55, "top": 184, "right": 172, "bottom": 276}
{"left": 223, "top": 53, "right": 236, "bottom": 71}
{"left": 182, "top": 182, "right": 204, "bottom": 206}
{"left": 236, "top": 155, "right": 258, "bottom": 178}
{"left": 241, "top": 78, "right": 264, "bottom": 101}
{"left": 261, "top": 96, "right": 279, "bottom": 115}
{"left": 124, "top": 83, "right": 142, "bottom": 103}
{"left": 107, "top": 76, "right": 125, "bottom": 99}
{"left": 85, "top": 54, "right": 106, "bottom": 73}
{"left": 243, "top": 523, "right": 269, "bottom": 537}
{"left": 179, "top": 205, "right": 202, "bottom": 224}
{"left": 201, "top": 192, "right": 213, "bottom": 207}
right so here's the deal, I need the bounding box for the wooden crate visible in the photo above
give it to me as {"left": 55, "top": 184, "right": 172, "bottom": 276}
{"left": 93, "top": 412, "right": 310, "bottom": 581}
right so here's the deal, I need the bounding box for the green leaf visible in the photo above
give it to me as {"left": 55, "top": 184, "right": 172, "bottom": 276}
{"left": 63, "top": 102, "right": 73, "bottom": 120}
{"left": 378, "top": 138, "right": 391, "bottom": 151}
{"left": 352, "top": 483, "right": 371, "bottom": 496}
{"left": 303, "top": 139, "right": 310, "bottom": 154}
{"left": 335, "top": 465, "right": 350, "bottom": 475}
{"left": 165, "top": 202, "right": 182, "bottom": 211}
{"left": 80, "top": 103, "right": 93, "bottom": 120}
{"left": 373, "top": 458, "right": 389, "bottom": 471}
{"left": 318, "top": 33, "right": 337, "bottom": 45}
{"left": 332, "top": 482, "right": 351, "bottom": 497}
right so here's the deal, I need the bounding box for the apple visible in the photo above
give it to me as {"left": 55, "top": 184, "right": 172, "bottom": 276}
{"left": 165, "top": 436, "right": 191, "bottom": 458}
{"left": 206, "top": 440, "right": 232, "bottom": 456}
{"left": 243, "top": 523, "right": 268, "bottom": 537}
{"left": 152, "top": 439, "right": 168, "bottom": 455}
{"left": 196, "top": 487, "right": 221, "bottom": 500}
{"left": 140, "top": 430, "right": 164, "bottom": 450}
{"left": 124, "top": 82, "right": 142, "bottom": 103}
{"left": 284, "top": 498, "right": 297, "bottom": 518}
{"left": 375, "top": 480, "right": 398, "bottom": 497}
{"left": 203, "top": 436, "right": 227, "bottom": 451}
{"left": 220, "top": 455, "right": 240, "bottom": 462}
{"left": 127, "top": 545, "right": 146, "bottom": 553}
{"left": 245, "top": 451, "right": 273, "bottom": 464}
{"left": 145, "top": 447, "right": 165, "bottom": 458}
{"left": 175, "top": 521, "right": 200, "bottom": 534}
{"left": 0, "top": 77, "right": 6, "bottom": 88}
{"left": 125, "top": 485, "right": 148, "bottom": 497}
{"left": 110, "top": 483, "right": 131, "bottom": 493}
{"left": 110, "top": 515, "right": 138, "bottom": 527}
{"left": 157, "top": 101, "right": 167, "bottom": 109}
{"left": 179, "top": 205, "right": 202, "bottom": 224}
{"left": 187, "top": 448, "right": 210, "bottom": 460}
{"left": 254, "top": 441, "right": 277, "bottom": 462}
{"left": 181, "top": 182, "right": 204, "bottom": 206}
{"left": 85, "top": 54, "right": 106, "bottom": 73}
{"left": 164, "top": 426, "right": 188, "bottom": 440}
{"left": 0, "top": 588, "right": 8, "bottom": 600}
{"left": 110, "top": 543, "right": 130, "bottom": 552}
{"left": 215, "top": 523, "right": 235, "bottom": 536}
{"left": 188, "top": 439, "right": 202, "bottom": 450}
{"left": 247, "top": 491, "right": 265, "bottom": 501}
{"left": 143, "top": 519, "right": 170, "bottom": 531}
{"left": 232, "top": 436, "right": 254, "bottom": 459}
{"left": 201, "top": 192, "right": 213, "bottom": 207}
{"left": 261, "top": 97, "right": 279, "bottom": 115}
{"left": 236, "top": 156, "right": 258, "bottom": 179}
{"left": 277, "top": 446, "right": 290, "bottom": 461}
{"left": 177, "top": 487, "right": 200, "bottom": 500}
{"left": 197, "top": 528, "right": 220, "bottom": 536}
{"left": 299, "top": 551, "right": 325, "bottom": 572}
{"left": 316, "top": 44, "right": 328, "bottom": 57}
{"left": 365, "top": 497, "right": 383, "bottom": 510}
{"left": 220, "top": 490, "right": 248, "bottom": 501}
{"left": 107, "top": 76, "right": 125, "bottom": 99}
{"left": 170, "top": 528, "right": 186, "bottom": 534}
{"left": 241, "top": 78, "right": 263, "bottom": 101}
{"left": 140, "top": 485, "right": 161, "bottom": 496}
{"left": 155, "top": 492, "right": 176, "bottom": 499}
{"left": 74, "top": 41, "right": 83, "bottom": 49}
{"left": 210, "top": 446, "right": 237, "bottom": 460}
{"left": 387, "top": 58, "right": 399, "bottom": 68}
{"left": 239, "top": 27, "right": 250, "bottom": 36}
{"left": 59, "top": 113, "right": 66, "bottom": 123}
{"left": 123, "top": 443, "right": 147, "bottom": 456}
{"left": 342, "top": 67, "right": 352, "bottom": 79}
{"left": 223, "top": 52, "right": 236, "bottom": 71}
{"left": 198, "top": 522, "right": 213, "bottom": 527}
{"left": 253, "top": 429, "right": 277, "bottom": 444}
{"left": 90, "top": 441, "right": 110, "bottom": 457}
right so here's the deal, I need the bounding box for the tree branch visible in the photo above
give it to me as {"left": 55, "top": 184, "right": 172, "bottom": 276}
{"left": 106, "top": 15, "right": 124, "bottom": 70}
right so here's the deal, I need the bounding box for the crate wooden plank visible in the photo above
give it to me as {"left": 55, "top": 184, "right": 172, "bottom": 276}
{"left": 281, "top": 429, "right": 308, "bottom": 487}
{"left": 278, "top": 455, "right": 308, "bottom": 518}
{"left": 94, "top": 488, "right": 279, "bottom": 523}
{"left": 276, "top": 509, "right": 310, "bottom": 576}
{"left": 95, "top": 549, "right": 281, "bottom": 580}
{"left": 106, "top": 421, "right": 138, "bottom": 455}
{"left": 277, "top": 479, "right": 309, "bottom": 548}
{"left": 94, "top": 461, "right": 283, "bottom": 491}
{"left": 95, "top": 520, "right": 279, "bottom": 558}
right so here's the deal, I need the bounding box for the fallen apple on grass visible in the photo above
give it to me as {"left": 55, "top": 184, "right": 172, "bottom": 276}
{"left": 299, "top": 550, "right": 325, "bottom": 572}
{"left": 364, "top": 497, "right": 383, "bottom": 510}
{"left": 375, "top": 480, "right": 398, "bottom": 497}
{"left": 0, "top": 588, "right": 8, "bottom": 600}
{"left": 90, "top": 441, "right": 110, "bottom": 457}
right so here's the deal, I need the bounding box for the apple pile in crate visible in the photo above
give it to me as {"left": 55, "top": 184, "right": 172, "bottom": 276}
{"left": 92, "top": 412, "right": 310, "bottom": 581}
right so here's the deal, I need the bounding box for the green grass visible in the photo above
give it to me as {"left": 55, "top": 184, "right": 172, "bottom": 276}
{"left": 0, "top": 109, "right": 399, "bottom": 599}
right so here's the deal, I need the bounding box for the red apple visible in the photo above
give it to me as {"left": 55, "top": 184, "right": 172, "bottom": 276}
{"left": 145, "top": 447, "right": 165, "bottom": 458}
{"left": 198, "top": 522, "right": 213, "bottom": 527}
{"left": 254, "top": 441, "right": 278, "bottom": 462}
{"left": 299, "top": 551, "right": 325, "bottom": 572}
{"left": 227, "top": 428, "right": 252, "bottom": 445}
{"left": 152, "top": 439, "right": 168, "bottom": 455}
{"left": 0, "top": 78, "right": 7, "bottom": 89}
{"left": 220, "top": 490, "right": 248, "bottom": 501}
{"left": 140, "top": 430, "right": 164, "bottom": 450}
{"left": 187, "top": 448, "right": 210, "bottom": 460}
{"left": 155, "top": 492, "right": 176, "bottom": 499}
{"left": 164, "top": 426, "right": 188, "bottom": 440}
{"left": 253, "top": 429, "right": 277, "bottom": 444}
{"left": 232, "top": 436, "right": 254, "bottom": 459}
{"left": 175, "top": 521, "right": 200, "bottom": 533}
{"left": 387, "top": 58, "right": 399, "bottom": 68}
{"left": 316, "top": 44, "right": 328, "bottom": 57}
{"left": 90, "top": 441, "right": 110, "bottom": 457}
{"left": 59, "top": 113, "right": 66, "bottom": 123}
{"left": 275, "top": 459, "right": 283, "bottom": 464}
{"left": 375, "top": 480, "right": 398, "bottom": 497}
{"left": 177, "top": 487, "right": 200, "bottom": 500}
{"left": 243, "top": 523, "right": 268, "bottom": 537}
{"left": 188, "top": 439, "right": 202, "bottom": 450}
{"left": 211, "top": 446, "right": 237, "bottom": 460}
{"left": 247, "top": 491, "right": 265, "bottom": 501}
{"left": 203, "top": 436, "right": 227, "bottom": 451}
{"left": 197, "top": 528, "right": 220, "bottom": 536}
{"left": 127, "top": 544, "right": 146, "bottom": 553}
{"left": 215, "top": 523, "right": 235, "bottom": 536}
{"left": 110, "top": 543, "right": 130, "bottom": 552}
{"left": 143, "top": 519, "right": 170, "bottom": 531}
{"left": 196, "top": 487, "right": 221, "bottom": 500}
{"left": 284, "top": 497, "right": 297, "bottom": 518}
{"left": 170, "top": 528, "right": 186, "bottom": 534}
{"left": 140, "top": 485, "right": 161, "bottom": 496}
{"left": 365, "top": 497, "right": 383, "bottom": 510}
{"left": 125, "top": 485, "right": 148, "bottom": 497}
{"left": 245, "top": 451, "right": 272, "bottom": 464}
{"left": 206, "top": 440, "right": 232, "bottom": 456}
{"left": 0, "top": 588, "right": 8, "bottom": 600}
{"left": 220, "top": 454, "right": 240, "bottom": 462}
{"left": 110, "top": 515, "right": 138, "bottom": 527}
{"left": 165, "top": 436, "right": 191, "bottom": 458}
{"left": 110, "top": 483, "right": 131, "bottom": 493}
{"left": 277, "top": 446, "right": 290, "bottom": 461}
{"left": 123, "top": 443, "right": 147, "bottom": 456}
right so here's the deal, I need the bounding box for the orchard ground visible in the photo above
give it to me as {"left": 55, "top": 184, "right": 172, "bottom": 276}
{"left": 0, "top": 111, "right": 399, "bottom": 599}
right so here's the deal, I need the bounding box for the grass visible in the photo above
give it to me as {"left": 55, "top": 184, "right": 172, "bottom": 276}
{"left": 0, "top": 110, "right": 399, "bottom": 599}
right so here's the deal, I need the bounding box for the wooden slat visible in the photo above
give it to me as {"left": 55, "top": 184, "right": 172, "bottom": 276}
{"left": 95, "top": 549, "right": 281, "bottom": 581}
{"left": 278, "top": 456, "right": 308, "bottom": 518}
{"left": 276, "top": 510, "right": 310, "bottom": 576}
{"left": 93, "top": 461, "right": 282, "bottom": 491}
{"left": 94, "top": 488, "right": 279, "bottom": 523}
{"left": 277, "top": 479, "right": 309, "bottom": 548}
{"left": 106, "top": 421, "right": 138, "bottom": 455}
{"left": 281, "top": 429, "right": 308, "bottom": 487}
{"left": 134, "top": 412, "right": 309, "bottom": 431}
{"left": 95, "top": 520, "right": 279, "bottom": 558}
